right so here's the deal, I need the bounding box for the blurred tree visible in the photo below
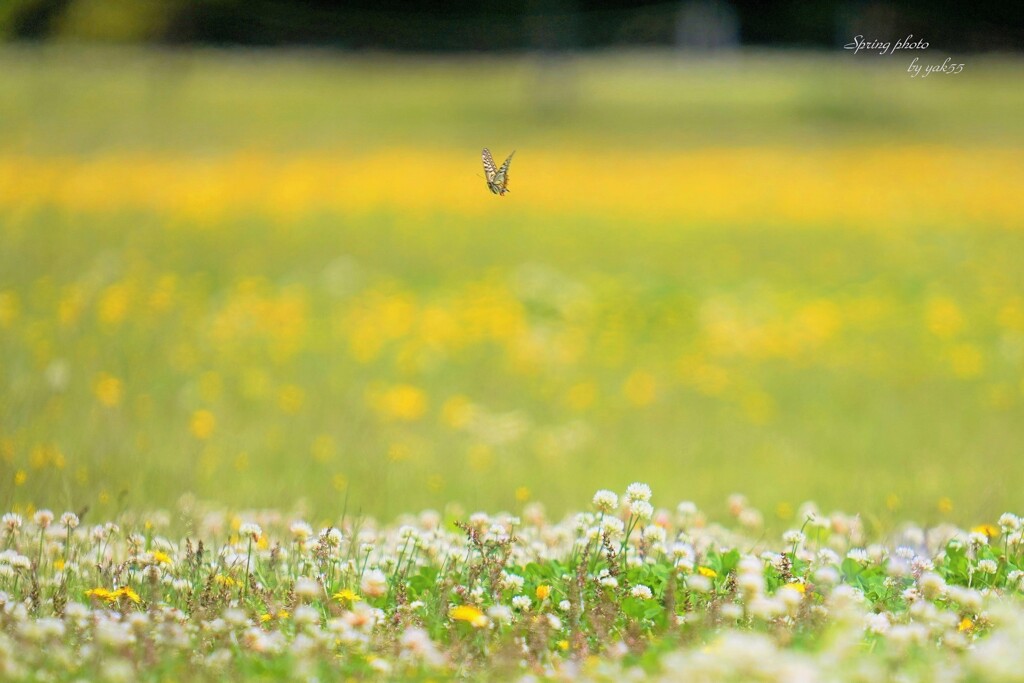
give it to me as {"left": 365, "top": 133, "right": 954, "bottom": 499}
{"left": 1, "top": 0, "right": 1021, "bottom": 51}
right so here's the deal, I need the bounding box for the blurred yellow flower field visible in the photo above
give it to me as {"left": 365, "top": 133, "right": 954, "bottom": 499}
{"left": 1, "top": 50, "right": 1023, "bottom": 525}
{"left": 0, "top": 146, "right": 1021, "bottom": 227}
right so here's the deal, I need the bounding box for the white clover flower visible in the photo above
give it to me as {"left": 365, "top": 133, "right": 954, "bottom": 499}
{"left": 293, "top": 605, "right": 320, "bottom": 626}
{"left": 294, "top": 577, "right": 321, "bottom": 599}
{"left": 60, "top": 512, "right": 79, "bottom": 529}
{"left": 642, "top": 525, "right": 666, "bottom": 544}
{"left": 360, "top": 569, "right": 388, "bottom": 598}
{"left": 782, "top": 530, "right": 805, "bottom": 545}
{"left": 502, "top": 573, "right": 525, "bottom": 591}
{"left": 629, "top": 500, "right": 654, "bottom": 520}
{"left": 720, "top": 603, "right": 743, "bottom": 620}
{"left": 864, "top": 612, "right": 891, "bottom": 635}
{"left": 558, "top": 600, "right": 571, "bottom": 612}
{"left": 599, "top": 576, "right": 619, "bottom": 589}
{"left": 33, "top": 510, "right": 54, "bottom": 529}
{"left": 625, "top": 482, "right": 652, "bottom": 503}
{"left": 886, "top": 558, "right": 911, "bottom": 578}
{"left": 919, "top": 572, "right": 946, "bottom": 600}
{"left": 289, "top": 521, "right": 313, "bottom": 540}
{"left": 238, "top": 523, "right": 262, "bottom": 542}
{"left": 2, "top": 513, "right": 23, "bottom": 533}
{"left": 911, "top": 556, "right": 935, "bottom": 573}
{"left": 399, "top": 627, "right": 445, "bottom": 668}
{"left": 600, "top": 517, "right": 625, "bottom": 538}
{"left": 747, "top": 596, "right": 783, "bottom": 620}
{"left": 998, "top": 513, "right": 1020, "bottom": 533}
{"left": 968, "top": 531, "right": 989, "bottom": 546}
{"left": 511, "top": 595, "right": 532, "bottom": 611}
{"left": 630, "top": 585, "right": 653, "bottom": 600}
{"left": 592, "top": 490, "right": 618, "bottom": 513}
{"left": 736, "top": 572, "right": 765, "bottom": 596}
{"left": 487, "top": 605, "right": 513, "bottom": 625}
{"left": 847, "top": 548, "right": 870, "bottom": 563}
{"left": 676, "top": 501, "right": 698, "bottom": 517}
{"left": 738, "top": 509, "right": 763, "bottom": 529}
{"left": 976, "top": 559, "right": 998, "bottom": 575}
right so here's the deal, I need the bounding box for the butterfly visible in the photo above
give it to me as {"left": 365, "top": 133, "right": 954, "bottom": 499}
{"left": 482, "top": 148, "right": 515, "bottom": 196}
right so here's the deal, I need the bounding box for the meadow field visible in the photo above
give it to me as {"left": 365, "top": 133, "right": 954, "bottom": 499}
{"left": 1, "top": 47, "right": 1023, "bottom": 680}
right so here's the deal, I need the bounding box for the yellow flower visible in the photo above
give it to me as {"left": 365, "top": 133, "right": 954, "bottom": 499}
{"left": 783, "top": 582, "right": 806, "bottom": 594}
{"left": 623, "top": 370, "right": 657, "bottom": 407}
{"left": 449, "top": 605, "right": 488, "bottom": 627}
{"left": 85, "top": 587, "right": 114, "bottom": 600}
{"left": 958, "top": 617, "right": 974, "bottom": 632}
{"left": 114, "top": 587, "right": 141, "bottom": 604}
{"left": 214, "top": 574, "right": 239, "bottom": 587}
{"left": 332, "top": 589, "right": 361, "bottom": 604}
{"left": 86, "top": 587, "right": 140, "bottom": 605}
{"left": 536, "top": 585, "right": 551, "bottom": 600}
{"left": 371, "top": 384, "right": 428, "bottom": 421}
{"left": 972, "top": 524, "right": 999, "bottom": 539}
{"left": 151, "top": 550, "right": 173, "bottom": 565}
{"left": 698, "top": 567, "right": 717, "bottom": 578}
{"left": 94, "top": 373, "right": 123, "bottom": 407}
{"left": 277, "top": 384, "right": 306, "bottom": 414}
{"left": 190, "top": 409, "right": 216, "bottom": 440}
{"left": 557, "top": 640, "right": 569, "bottom": 651}
{"left": 13, "top": 470, "right": 26, "bottom": 486}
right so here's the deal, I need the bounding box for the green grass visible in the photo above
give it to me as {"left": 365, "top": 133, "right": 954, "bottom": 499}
{"left": 0, "top": 47, "right": 1023, "bottom": 526}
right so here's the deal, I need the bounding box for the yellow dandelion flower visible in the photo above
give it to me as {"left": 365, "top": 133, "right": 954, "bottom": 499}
{"left": 115, "top": 587, "right": 141, "bottom": 604}
{"left": 536, "top": 585, "right": 551, "bottom": 600}
{"left": 332, "top": 589, "right": 361, "bottom": 604}
{"left": 441, "top": 395, "right": 475, "bottom": 428}
{"left": 515, "top": 486, "right": 531, "bottom": 503}
{"left": 151, "top": 550, "right": 173, "bottom": 565}
{"left": 557, "top": 640, "right": 569, "bottom": 651}
{"left": 958, "top": 617, "right": 973, "bottom": 632}
{"left": 623, "top": 370, "right": 657, "bottom": 407}
{"left": 277, "top": 384, "right": 306, "bottom": 414}
{"left": 311, "top": 434, "right": 336, "bottom": 463}
{"left": 698, "top": 567, "right": 717, "bottom": 578}
{"left": 260, "top": 613, "right": 273, "bottom": 623}
{"left": 972, "top": 524, "right": 999, "bottom": 539}
{"left": 783, "top": 582, "right": 806, "bottom": 594}
{"left": 94, "top": 373, "right": 123, "bottom": 407}
{"left": 449, "top": 605, "right": 488, "bottom": 627}
{"left": 214, "top": 574, "right": 239, "bottom": 587}
{"left": 14, "top": 470, "right": 26, "bottom": 486}
{"left": 54, "top": 558, "right": 65, "bottom": 571}
{"left": 190, "top": 409, "right": 216, "bottom": 440}
{"left": 373, "top": 384, "right": 428, "bottom": 421}
{"left": 85, "top": 588, "right": 114, "bottom": 600}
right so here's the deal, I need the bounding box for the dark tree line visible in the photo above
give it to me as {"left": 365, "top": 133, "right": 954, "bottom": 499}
{"left": 2, "top": 0, "right": 1020, "bottom": 51}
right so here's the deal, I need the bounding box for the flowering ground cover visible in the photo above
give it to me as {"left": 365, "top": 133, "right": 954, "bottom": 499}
{"left": 1, "top": 50, "right": 1023, "bottom": 680}
{"left": 2, "top": 484, "right": 1023, "bottom": 681}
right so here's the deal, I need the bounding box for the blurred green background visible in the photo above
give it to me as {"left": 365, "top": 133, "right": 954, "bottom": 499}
{"left": 1, "top": 45, "right": 1023, "bottom": 529}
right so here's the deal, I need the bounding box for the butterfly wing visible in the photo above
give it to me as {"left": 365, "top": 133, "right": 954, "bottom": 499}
{"left": 496, "top": 151, "right": 515, "bottom": 192}
{"left": 482, "top": 148, "right": 497, "bottom": 183}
